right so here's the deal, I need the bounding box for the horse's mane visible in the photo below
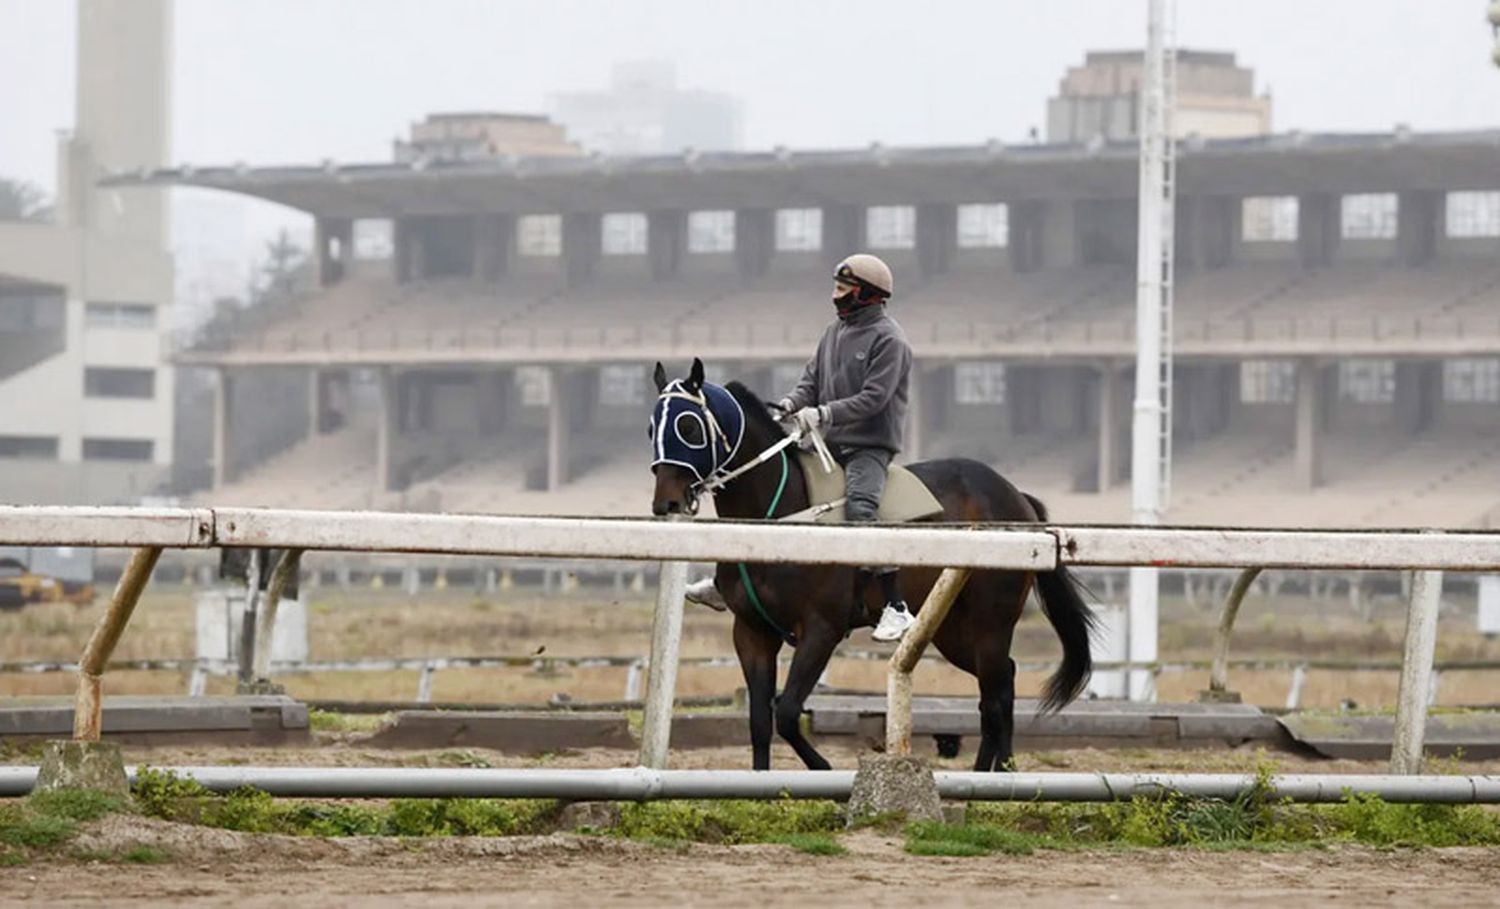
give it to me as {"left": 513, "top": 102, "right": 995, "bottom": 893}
{"left": 724, "top": 381, "right": 785, "bottom": 440}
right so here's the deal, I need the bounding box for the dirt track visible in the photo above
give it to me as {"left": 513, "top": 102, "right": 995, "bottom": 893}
{"left": 4, "top": 817, "right": 1500, "bottom": 909}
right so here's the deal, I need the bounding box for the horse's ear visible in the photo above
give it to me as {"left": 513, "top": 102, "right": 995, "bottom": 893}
{"left": 688, "top": 358, "right": 705, "bottom": 391}
{"left": 653, "top": 362, "right": 667, "bottom": 393}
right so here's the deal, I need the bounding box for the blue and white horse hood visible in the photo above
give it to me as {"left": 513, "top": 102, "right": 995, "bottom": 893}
{"left": 648, "top": 359, "right": 746, "bottom": 484}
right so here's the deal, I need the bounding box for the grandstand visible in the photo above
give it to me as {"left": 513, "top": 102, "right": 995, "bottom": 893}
{"left": 103, "top": 127, "right": 1500, "bottom": 529}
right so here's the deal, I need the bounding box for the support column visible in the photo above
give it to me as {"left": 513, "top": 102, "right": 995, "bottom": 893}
{"left": 915, "top": 203, "right": 957, "bottom": 278}
{"left": 1397, "top": 190, "right": 1440, "bottom": 267}
{"left": 547, "top": 366, "right": 572, "bottom": 490}
{"left": 212, "top": 368, "right": 232, "bottom": 489}
{"left": 1394, "top": 360, "right": 1440, "bottom": 435}
{"left": 394, "top": 216, "right": 427, "bottom": 283}
{"left": 375, "top": 368, "right": 397, "bottom": 495}
{"left": 904, "top": 366, "right": 924, "bottom": 460}
{"left": 734, "top": 208, "right": 774, "bottom": 279}
{"left": 314, "top": 217, "right": 352, "bottom": 286}
{"left": 1097, "top": 362, "right": 1121, "bottom": 492}
{"left": 474, "top": 214, "right": 515, "bottom": 282}
{"left": 1008, "top": 201, "right": 1045, "bottom": 272}
{"left": 647, "top": 210, "right": 685, "bottom": 281}
{"left": 822, "top": 204, "right": 865, "bottom": 268}
{"left": 1297, "top": 193, "right": 1339, "bottom": 267}
{"left": 306, "top": 367, "right": 322, "bottom": 438}
{"left": 563, "top": 212, "right": 602, "bottom": 285}
{"left": 1294, "top": 359, "right": 1325, "bottom": 489}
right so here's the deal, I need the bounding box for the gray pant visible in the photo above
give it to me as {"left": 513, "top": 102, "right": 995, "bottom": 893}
{"left": 840, "top": 446, "right": 895, "bottom": 574}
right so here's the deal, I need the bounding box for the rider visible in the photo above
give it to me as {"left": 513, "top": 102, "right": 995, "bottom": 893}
{"left": 684, "top": 253, "right": 916, "bottom": 643}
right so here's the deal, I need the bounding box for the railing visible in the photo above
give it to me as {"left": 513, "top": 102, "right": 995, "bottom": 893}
{"left": 4, "top": 506, "right": 1500, "bottom": 776}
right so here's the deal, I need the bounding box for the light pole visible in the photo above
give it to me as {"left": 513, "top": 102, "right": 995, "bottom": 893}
{"left": 1490, "top": 1, "right": 1500, "bottom": 66}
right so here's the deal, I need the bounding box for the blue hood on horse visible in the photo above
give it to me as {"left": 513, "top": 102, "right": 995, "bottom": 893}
{"left": 649, "top": 378, "right": 745, "bottom": 485}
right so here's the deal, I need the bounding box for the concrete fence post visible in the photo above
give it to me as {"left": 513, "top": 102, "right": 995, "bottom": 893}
{"left": 1391, "top": 568, "right": 1443, "bottom": 774}
{"left": 886, "top": 567, "right": 971, "bottom": 756}
{"left": 639, "top": 518, "right": 690, "bottom": 769}
{"left": 74, "top": 546, "right": 162, "bottom": 741}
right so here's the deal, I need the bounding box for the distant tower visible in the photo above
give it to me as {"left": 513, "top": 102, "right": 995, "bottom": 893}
{"left": 62, "top": 0, "right": 171, "bottom": 242}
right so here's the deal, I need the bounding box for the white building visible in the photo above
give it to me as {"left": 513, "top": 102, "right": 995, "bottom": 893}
{"left": 0, "top": 0, "right": 174, "bottom": 505}
{"left": 550, "top": 61, "right": 742, "bottom": 156}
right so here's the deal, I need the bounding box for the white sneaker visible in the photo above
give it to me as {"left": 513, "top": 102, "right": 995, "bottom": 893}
{"left": 871, "top": 603, "right": 914, "bottom": 642}
{"left": 683, "top": 577, "right": 729, "bottom": 612}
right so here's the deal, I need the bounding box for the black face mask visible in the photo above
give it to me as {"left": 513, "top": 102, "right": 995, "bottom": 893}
{"left": 833, "top": 290, "right": 861, "bottom": 318}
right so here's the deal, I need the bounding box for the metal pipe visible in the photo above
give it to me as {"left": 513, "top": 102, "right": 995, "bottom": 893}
{"left": 1392, "top": 568, "right": 1443, "bottom": 774}
{"left": 887, "top": 567, "right": 971, "bottom": 755}
{"left": 6, "top": 767, "right": 1500, "bottom": 803}
{"left": 1208, "top": 566, "right": 1262, "bottom": 694}
{"left": 73, "top": 546, "right": 162, "bottom": 741}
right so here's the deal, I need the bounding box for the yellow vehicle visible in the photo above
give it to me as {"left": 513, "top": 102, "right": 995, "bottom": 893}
{"left": 0, "top": 556, "right": 93, "bottom": 610}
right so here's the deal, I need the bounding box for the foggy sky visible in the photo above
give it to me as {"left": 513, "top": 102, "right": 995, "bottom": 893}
{"left": 3, "top": 0, "right": 1499, "bottom": 195}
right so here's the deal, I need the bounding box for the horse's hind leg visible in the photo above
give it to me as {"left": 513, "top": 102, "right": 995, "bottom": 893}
{"left": 974, "top": 655, "right": 1017, "bottom": 772}
{"left": 774, "top": 622, "right": 840, "bottom": 771}
{"left": 733, "top": 616, "right": 781, "bottom": 771}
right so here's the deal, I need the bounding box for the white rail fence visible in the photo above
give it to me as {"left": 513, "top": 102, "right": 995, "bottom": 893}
{"left": 3, "top": 506, "right": 1500, "bottom": 776}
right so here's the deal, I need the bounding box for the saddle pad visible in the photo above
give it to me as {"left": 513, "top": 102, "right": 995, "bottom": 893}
{"left": 795, "top": 450, "right": 944, "bottom": 524}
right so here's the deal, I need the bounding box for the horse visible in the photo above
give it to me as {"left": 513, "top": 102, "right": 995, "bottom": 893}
{"left": 648, "top": 358, "right": 1096, "bottom": 772}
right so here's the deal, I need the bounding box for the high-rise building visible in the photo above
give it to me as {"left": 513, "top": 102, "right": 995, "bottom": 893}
{"left": 393, "top": 112, "right": 582, "bottom": 163}
{"left": 0, "top": 0, "right": 174, "bottom": 504}
{"left": 550, "top": 61, "right": 742, "bottom": 156}
{"left": 1048, "top": 49, "right": 1272, "bottom": 143}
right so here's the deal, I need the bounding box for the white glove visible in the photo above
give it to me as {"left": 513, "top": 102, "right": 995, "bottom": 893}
{"left": 794, "top": 406, "right": 829, "bottom": 435}
{"left": 776, "top": 397, "right": 795, "bottom": 415}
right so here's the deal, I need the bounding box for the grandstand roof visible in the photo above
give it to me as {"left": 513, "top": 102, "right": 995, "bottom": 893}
{"left": 106, "top": 129, "right": 1500, "bottom": 218}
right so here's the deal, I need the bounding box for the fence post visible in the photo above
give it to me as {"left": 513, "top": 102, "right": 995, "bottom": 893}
{"left": 639, "top": 536, "right": 690, "bottom": 769}
{"left": 252, "top": 549, "right": 303, "bottom": 684}
{"left": 74, "top": 547, "right": 162, "bottom": 741}
{"left": 1202, "top": 566, "right": 1262, "bottom": 702}
{"left": 1391, "top": 568, "right": 1443, "bottom": 774}
{"left": 887, "top": 567, "right": 971, "bottom": 756}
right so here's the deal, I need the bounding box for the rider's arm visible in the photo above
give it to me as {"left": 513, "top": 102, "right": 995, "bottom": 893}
{"left": 823, "top": 335, "right": 911, "bottom": 426}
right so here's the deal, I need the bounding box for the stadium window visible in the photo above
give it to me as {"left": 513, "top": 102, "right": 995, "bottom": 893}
{"left": 514, "top": 366, "right": 552, "bottom": 407}
{"left": 83, "top": 367, "right": 155, "bottom": 399}
{"left": 601, "top": 213, "right": 648, "bottom": 256}
{"left": 954, "top": 362, "right": 1007, "bottom": 405}
{"left": 1337, "top": 360, "right": 1395, "bottom": 404}
{"left": 85, "top": 302, "right": 155, "bottom": 329}
{"left": 957, "top": 204, "right": 1009, "bottom": 248}
{"left": 775, "top": 209, "right": 822, "bottom": 252}
{"left": 81, "top": 438, "right": 154, "bottom": 462}
{"left": 598, "top": 365, "right": 647, "bottom": 406}
{"left": 1241, "top": 196, "right": 1298, "bottom": 243}
{"left": 866, "top": 206, "right": 916, "bottom": 250}
{"left": 1239, "top": 360, "right": 1295, "bottom": 404}
{"left": 517, "top": 215, "right": 562, "bottom": 257}
{"left": 0, "top": 436, "right": 59, "bottom": 460}
{"left": 1341, "top": 193, "right": 1397, "bottom": 240}
{"left": 688, "top": 211, "right": 735, "bottom": 253}
{"left": 1442, "top": 358, "right": 1500, "bottom": 403}
{"left": 1445, "top": 191, "right": 1500, "bottom": 238}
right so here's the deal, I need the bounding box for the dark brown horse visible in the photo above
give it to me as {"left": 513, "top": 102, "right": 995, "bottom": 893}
{"left": 649, "top": 359, "right": 1095, "bottom": 771}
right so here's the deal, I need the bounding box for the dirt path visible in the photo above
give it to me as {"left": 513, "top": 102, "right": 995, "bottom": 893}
{"left": 4, "top": 820, "right": 1499, "bottom": 909}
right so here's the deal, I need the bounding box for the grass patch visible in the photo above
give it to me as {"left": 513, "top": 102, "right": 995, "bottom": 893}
{"left": 767, "top": 832, "right": 846, "bottom": 856}
{"left": 614, "top": 799, "right": 843, "bottom": 845}
{"left": 122, "top": 845, "right": 172, "bottom": 864}
{"left": 904, "top": 821, "right": 1050, "bottom": 856}
{"left": 306, "top": 709, "right": 390, "bottom": 735}
{"left": 0, "top": 788, "right": 128, "bottom": 858}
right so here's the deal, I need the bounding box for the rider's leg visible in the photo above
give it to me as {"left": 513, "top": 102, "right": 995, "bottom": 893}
{"left": 843, "top": 448, "right": 912, "bottom": 642}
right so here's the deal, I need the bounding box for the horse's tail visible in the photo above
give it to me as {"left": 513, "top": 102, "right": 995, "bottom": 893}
{"left": 1024, "top": 493, "right": 1096, "bottom": 713}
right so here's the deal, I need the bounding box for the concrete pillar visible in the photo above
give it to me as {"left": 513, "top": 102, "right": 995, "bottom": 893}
{"left": 1297, "top": 193, "right": 1339, "bottom": 268}
{"left": 394, "top": 217, "right": 426, "bottom": 283}
{"left": 1008, "top": 201, "right": 1045, "bottom": 272}
{"left": 647, "top": 210, "right": 685, "bottom": 281}
{"left": 1042, "top": 199, "right": 1080, "bottom": 268}
{"left": 562, "top": 212, "right": 602, "bottom": 285}
{"left": 822, "top": 204, "right": 865, "bottom": 268}
{"left": 375, "top": 368, "right": 397, "bottom": 495}
{"left": 212, "top": 368, "right": 232, "bottom": 489}
{"left": 915, "top": 203, "right": 957, "bottom": 278}
{"left": 547, "top": 366, "right": 572, "bottom": 490}
{"left": 314, "top": 217, "right": 353, "bottom": 286}
{"left": 904, "top": 367, "right": 924, "bottom": 460}
{"left": 734, "top": 208, "right": 774, "bottom": 279}
{"left": 1397, "top": 191, "right": 1441, "bottom": 267}
{"left": 306, "top": 367, "right": 322, "bottom": 438}
{"left": 1394, "top": 360, "right": 1440, "bottom": 435}
{"left": 1176, "top": 196, "right": 1234, "bottom": 273}
{"left": 1294, "top": 359, "right": 1325, "bottom": 489}
{"left": 1097, "top": 362, "right": 1122, "bottom": 492}
{"left": 474, "top": 214, "right": 515, "bottom": 282}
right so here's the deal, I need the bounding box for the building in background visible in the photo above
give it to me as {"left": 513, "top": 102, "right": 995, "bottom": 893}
{"left": 393, "top": 112, "right": 582, "bottom": 163}
{"left": 550, "top": 61, "right": 742, "bottom": 155}
{"left": 1048, "top": 49, "right": 1272, "bottom": 142}
{"left": 0, "top": 0, "right": 174, "bottom": 505}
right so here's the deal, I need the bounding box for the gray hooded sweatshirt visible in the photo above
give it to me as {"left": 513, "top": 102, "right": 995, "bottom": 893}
{"left": 783, "top": 304, "right": 912, "bottom": 454}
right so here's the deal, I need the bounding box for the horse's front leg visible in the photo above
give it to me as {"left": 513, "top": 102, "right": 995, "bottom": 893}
{"left": 774, "top": 619, "right": 841, "bottom": 771}
{"left": 733, "top": 615, "right": 781, "bottom": 770}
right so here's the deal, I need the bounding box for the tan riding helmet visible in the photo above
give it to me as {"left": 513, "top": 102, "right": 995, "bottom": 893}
{"left": 833, "top": 253, "right": 894, "bottom": 299}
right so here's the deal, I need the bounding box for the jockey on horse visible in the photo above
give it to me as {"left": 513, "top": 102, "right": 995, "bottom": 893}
{"left": 682, "top": 252, "right": 917, "bottom": 643}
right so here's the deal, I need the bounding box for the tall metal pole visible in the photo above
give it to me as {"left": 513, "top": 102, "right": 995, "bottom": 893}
{"left": 1128, "top": 0, "right": 1174, "bottom": 702}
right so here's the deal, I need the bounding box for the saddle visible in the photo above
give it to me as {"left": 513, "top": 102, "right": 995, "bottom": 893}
{"left": 791, "top": 450, "right": 944, "bottom": 524}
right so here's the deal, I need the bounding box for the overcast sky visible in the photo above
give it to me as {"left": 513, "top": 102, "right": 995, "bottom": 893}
{"left": 3, "top": 0, "right": 1500, "bottom": 194}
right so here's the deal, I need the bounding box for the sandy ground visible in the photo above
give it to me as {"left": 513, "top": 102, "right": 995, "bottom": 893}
{"left": 3, "top": 819, "right": 1499, "bottom": 909}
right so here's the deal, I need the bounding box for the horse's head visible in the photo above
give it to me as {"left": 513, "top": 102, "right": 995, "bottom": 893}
{"left": 648, "top": 358, "right": 745, "bottom": 516}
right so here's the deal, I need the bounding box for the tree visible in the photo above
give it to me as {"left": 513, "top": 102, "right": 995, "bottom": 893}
{"left": 246, "top": 229, "right": 307, "bottom": 307}
{"left": 0, "top": 177, "right": 50, "bottom": 223}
